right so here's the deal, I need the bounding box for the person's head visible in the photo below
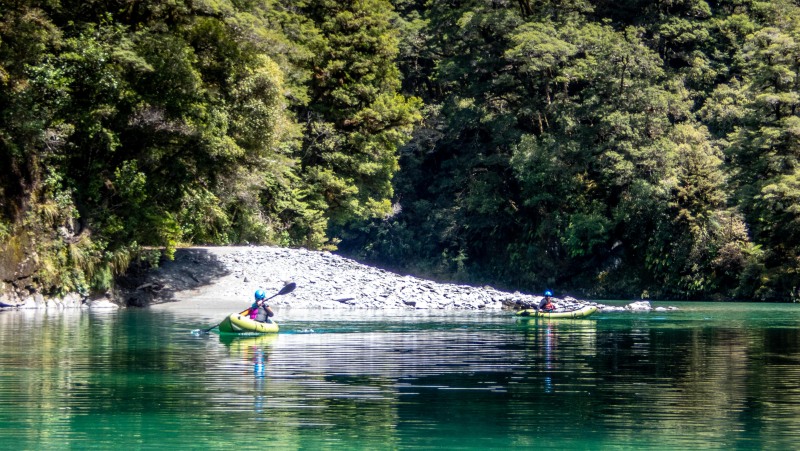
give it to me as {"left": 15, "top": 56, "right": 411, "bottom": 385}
{"left": 544, "top": 290, "right": 553, "bottom": 298}
{"left": 254, "top": 289, "right": 266, "bottom": 301}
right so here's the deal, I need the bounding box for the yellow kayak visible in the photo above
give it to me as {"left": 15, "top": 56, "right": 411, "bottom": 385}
{"left": 217, "top": 312, "right": 279, "bottom": 334}
{"left": 516, "top": 305, "right": 598, "bottom": 319}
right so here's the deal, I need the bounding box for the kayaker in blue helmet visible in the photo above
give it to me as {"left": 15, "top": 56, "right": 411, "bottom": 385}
{"left": 250, "top": 289, "right": 275, "bottom": 323}
{"left": 538, "top": 290, "right": 556, "bottom": 312}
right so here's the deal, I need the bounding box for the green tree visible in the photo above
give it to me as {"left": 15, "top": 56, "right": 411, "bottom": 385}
{"left": 342, "top": 0, "right": 765, "bottom": 299}
{"left": 299, "top": 0, "right": 422, "bottom": 228}
{"left": 719, "top": 3, "right": 800, "bottom": 299}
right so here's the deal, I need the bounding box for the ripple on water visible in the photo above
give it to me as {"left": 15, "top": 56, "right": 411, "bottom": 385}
{"left": 2, "top": 307, "right": 800, "bottom": 449}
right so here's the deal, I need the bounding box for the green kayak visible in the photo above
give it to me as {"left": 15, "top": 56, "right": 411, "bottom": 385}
{"left": 516, "top": 305, "right": 598, "bottom": 319}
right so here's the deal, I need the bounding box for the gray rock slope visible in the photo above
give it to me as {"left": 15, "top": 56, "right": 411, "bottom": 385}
{"left": 122, "top": 246, "right": 599, "bottom": 311}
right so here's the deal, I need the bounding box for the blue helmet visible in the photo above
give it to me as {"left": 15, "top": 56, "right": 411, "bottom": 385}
{"left": 544, "top": 290, "right": 553, "bottom": 297}
{"left": 254, "top": 289, "right": 266, "bottom": 300}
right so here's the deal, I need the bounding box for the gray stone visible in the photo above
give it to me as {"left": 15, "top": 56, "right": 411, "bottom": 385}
{"left": 626, "top": 301, "right": 652, "bottom": 312}
{"left": 89, "top": 298, "right": 119, "bottom": 310}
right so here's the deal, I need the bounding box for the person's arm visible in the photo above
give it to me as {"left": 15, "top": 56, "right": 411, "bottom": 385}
{"left": 266, "top": 305, "right": 274, "bottom": 317}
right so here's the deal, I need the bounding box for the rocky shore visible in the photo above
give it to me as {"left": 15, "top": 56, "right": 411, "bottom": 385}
{"left": 0, "top": 291, "right": 119, "bottom": 311}
{"left": 122, "top": 246, "right": 534, "bottom": 310}
{"left": 2, "top": 246, "right": 674, "bottom": 313}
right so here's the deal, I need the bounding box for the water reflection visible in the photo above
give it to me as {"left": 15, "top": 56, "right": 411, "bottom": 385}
{"left": 521, "top": 318, "right": 598, "bottom": 388}
{"left": 1, "top": 306, "right": 800, "bottom": 449}
{"left": 218, "top": 334, "right": 277, "bottom": 415}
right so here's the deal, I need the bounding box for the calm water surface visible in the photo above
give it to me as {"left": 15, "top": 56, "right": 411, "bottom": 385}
{"left": 1, "top": 302, "right": 800, "bottom": 449}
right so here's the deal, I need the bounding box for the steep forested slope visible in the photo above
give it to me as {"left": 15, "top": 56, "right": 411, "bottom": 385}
{"left": 338, "top": 0, "right": 800, "bottom": 301}
{"left": 2, "top": 0, "right": 799, "bottom": 301}
{"left": 0, "top": 0, "right": 419, "bottom": 295}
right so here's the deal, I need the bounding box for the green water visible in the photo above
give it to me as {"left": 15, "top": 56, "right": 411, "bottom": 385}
{"left": 1, "top": 302, "right": 800, "bottom": 449}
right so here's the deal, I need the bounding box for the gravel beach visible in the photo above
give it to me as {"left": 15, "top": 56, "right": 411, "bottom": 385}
{"left": 121, "top": 246, "right": 598, "bottom": 313}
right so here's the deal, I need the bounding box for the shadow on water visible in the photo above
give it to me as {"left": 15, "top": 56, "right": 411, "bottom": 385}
{"left": 116, "top": 248, "right": 229, "bottom": 307}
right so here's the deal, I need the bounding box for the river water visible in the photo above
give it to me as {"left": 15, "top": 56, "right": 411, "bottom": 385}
{"left": 1, "top": 302, "right": 799, "bottom": 449}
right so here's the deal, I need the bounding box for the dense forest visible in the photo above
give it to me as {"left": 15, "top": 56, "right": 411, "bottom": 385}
{"left": 1, "top": 0, "right": 798, "bottom": 301}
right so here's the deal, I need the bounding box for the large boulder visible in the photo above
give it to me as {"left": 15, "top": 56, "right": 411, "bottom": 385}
{"left": 88, "top": 297, "right": 120, "bottom": 310}
{"left": 626, "top": 301, "right": 653, "bottom": 312}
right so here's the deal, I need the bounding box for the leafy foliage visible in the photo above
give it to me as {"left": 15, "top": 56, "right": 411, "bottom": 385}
{"left": 3, "top": 0, "right": 800, "bottom": 301}
{"left": 0, "top": 0, "right": 417, "bottom": 295}
{"left": 337, "top": 0, "right": 800, "bottom": 301}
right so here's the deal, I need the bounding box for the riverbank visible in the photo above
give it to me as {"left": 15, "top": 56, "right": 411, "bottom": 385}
{"left": 2, "top": 246, "right": 665, "bottom": 313}
{"left": 119, "top": 246, "right": 603, "bottom": 312}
